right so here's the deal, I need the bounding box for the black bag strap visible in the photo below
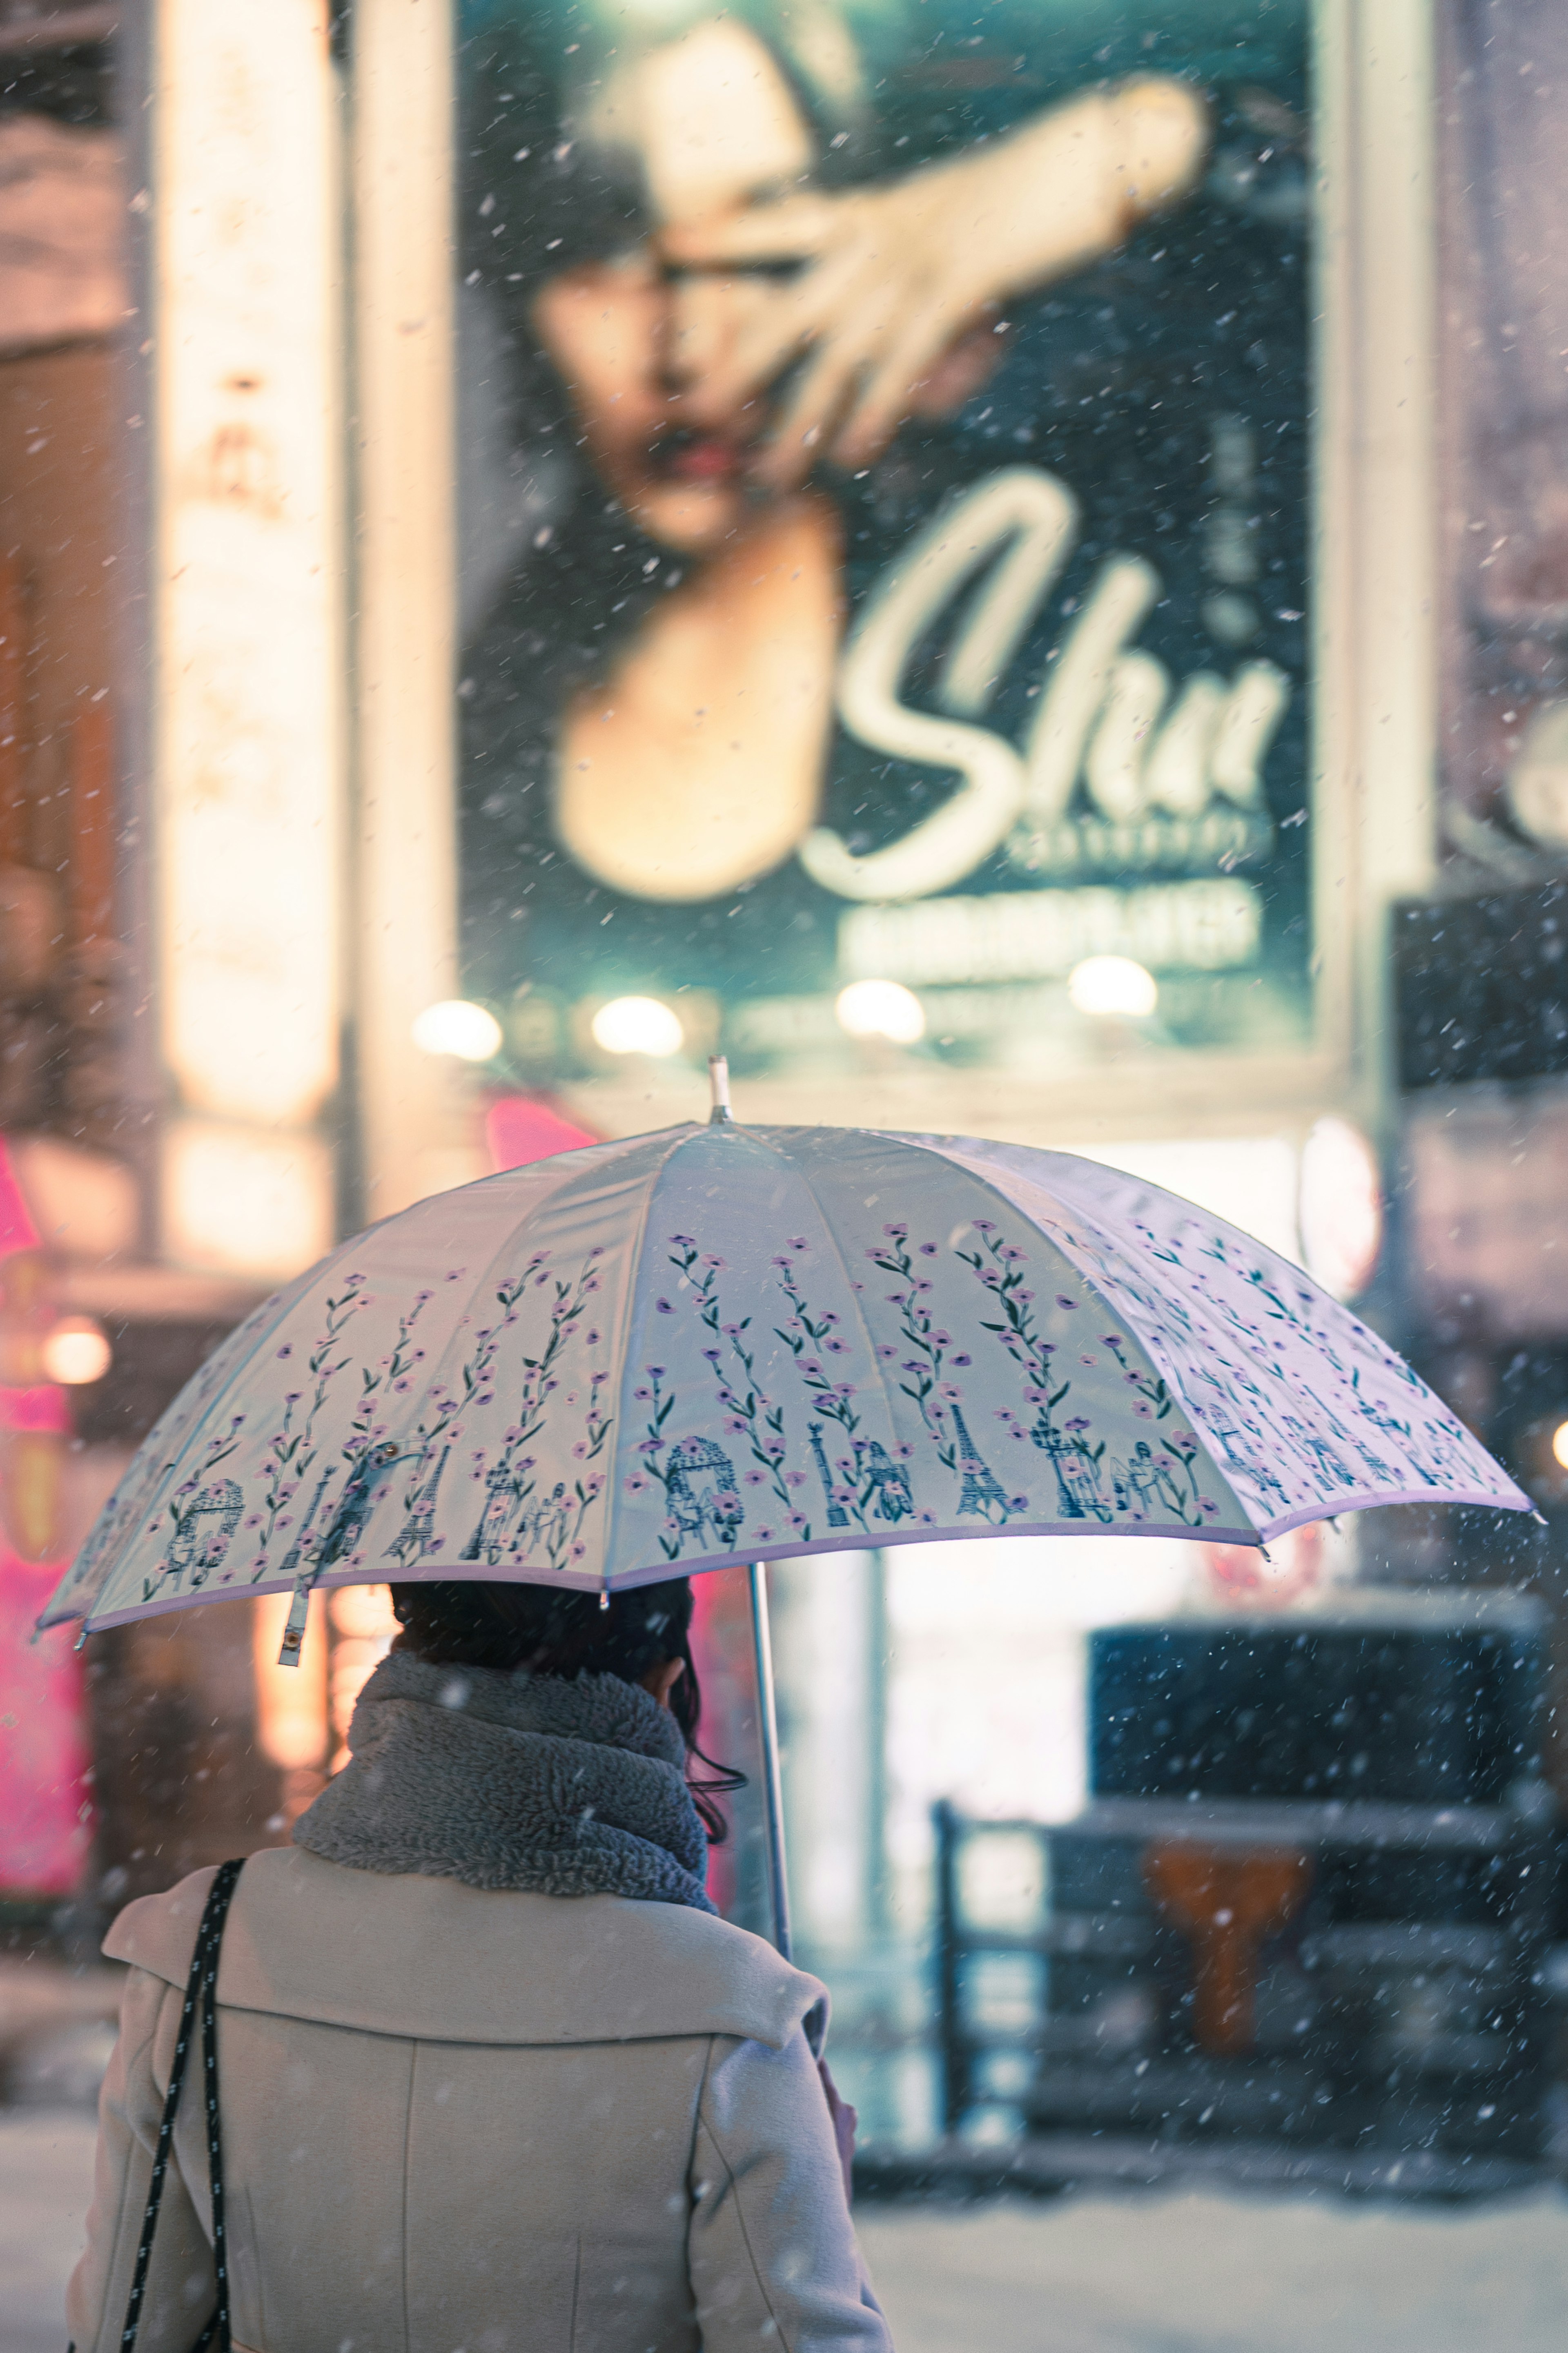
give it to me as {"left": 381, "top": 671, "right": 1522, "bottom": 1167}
{"left": 119, "top": 1858, "right": 245, "bottom": 2353}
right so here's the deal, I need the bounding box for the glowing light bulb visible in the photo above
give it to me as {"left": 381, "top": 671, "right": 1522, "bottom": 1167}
{"left": 590, "top": 997, "right": 686, "bottom": 1057}
{"left": 1551, "top": 1421, "right": 1568, "bottom": 1472}
{"left": 41, "top": 1319, "right": 112, "bottom": 1386}
{"left": 1067, "top": 955, "right": 1158, "bottom": 1019}
{"left": 835, "top": 978, "right": 926, "bottom": 1045}
{"left": 411, "top": 1000, "right": 503, "bottom": 1062}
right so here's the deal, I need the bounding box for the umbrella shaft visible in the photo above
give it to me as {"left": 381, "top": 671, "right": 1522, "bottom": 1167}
{"left": 748, "top": 1561, "right": 793, "bottom": 1963}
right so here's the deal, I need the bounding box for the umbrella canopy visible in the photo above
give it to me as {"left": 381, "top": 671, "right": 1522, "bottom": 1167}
{"left": 42, "top": 1120, "right": 1527, "bottom": 1640}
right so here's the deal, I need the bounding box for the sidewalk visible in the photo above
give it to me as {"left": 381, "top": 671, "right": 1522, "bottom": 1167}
{"left": 856, "top": 2186, "right": 1568, "bottom": 2353}
{"left": 0, "top": 1956, "right": 121, "bottom": 2110}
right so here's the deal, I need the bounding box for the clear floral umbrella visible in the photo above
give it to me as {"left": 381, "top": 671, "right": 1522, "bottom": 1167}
{"left": 40, "top": 1072, "right": 1528, "bottom": 1952}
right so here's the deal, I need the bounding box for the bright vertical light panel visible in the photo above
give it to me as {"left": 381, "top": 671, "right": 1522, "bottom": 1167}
{"left": 154, "top": 0, "right": 344, "bottom": 1270}
{"left": 354, "top": 0, "right": 483, "bottom": 1218}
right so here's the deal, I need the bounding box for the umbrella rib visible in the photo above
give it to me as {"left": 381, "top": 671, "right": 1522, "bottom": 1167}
{"left": 601, "top": 1126, "right": 707, "bottom": 1591}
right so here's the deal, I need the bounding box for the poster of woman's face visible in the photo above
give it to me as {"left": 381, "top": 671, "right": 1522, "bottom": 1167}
{"left": 456, "top": 0, "right": 1312, "bottom": 1092}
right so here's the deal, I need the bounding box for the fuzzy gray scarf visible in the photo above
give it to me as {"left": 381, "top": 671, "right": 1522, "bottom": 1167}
{"left": 294, "top": 1649, "right": 715, "bottom": 1912}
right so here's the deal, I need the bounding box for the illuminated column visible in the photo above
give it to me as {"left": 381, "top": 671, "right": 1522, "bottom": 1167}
{"left": 352, "top": 0, "right": 483, "bottom": 1218}
{"left": 153, "top": 0, "right": 345, "bottom": 1280}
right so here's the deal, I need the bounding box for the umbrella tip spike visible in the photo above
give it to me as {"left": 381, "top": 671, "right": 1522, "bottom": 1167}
{"left": 708, "top": 1056, "right": 733, "bottom": 1126}
{"left": 599, "top": 1587, "right": 610, "bottom": 1611}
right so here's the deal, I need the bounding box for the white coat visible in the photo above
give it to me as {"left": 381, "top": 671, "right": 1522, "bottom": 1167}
{"left": 67, "top": 1844, "right": 892, "bottom": 2353}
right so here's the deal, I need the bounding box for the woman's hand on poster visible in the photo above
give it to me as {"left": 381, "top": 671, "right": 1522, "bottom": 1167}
{"left": 663, "top": 76, "right": 1210, "bottom": 488}
{"left": 664, "top": 173, "right": 1011, "bottom": 486}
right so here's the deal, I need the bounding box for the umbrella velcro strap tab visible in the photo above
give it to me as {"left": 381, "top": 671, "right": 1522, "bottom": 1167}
{"left": 277, "top": 1575, "right": 314, "bottom": 1668}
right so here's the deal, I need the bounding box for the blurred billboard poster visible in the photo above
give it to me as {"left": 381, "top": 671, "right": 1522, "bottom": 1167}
{"left": 454, "top": 2, "right": 1313, "bottom": 1102}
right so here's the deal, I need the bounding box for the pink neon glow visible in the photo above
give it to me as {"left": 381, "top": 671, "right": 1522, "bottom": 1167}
{"left": 485, "top": 1095, "right": 598, "bottom": 1171}
{"left": 0, "top": 1139, "right": 40, "bottom": 1262}
{"left": 0, "top": 1551, "right": 89, "bottom": 1895}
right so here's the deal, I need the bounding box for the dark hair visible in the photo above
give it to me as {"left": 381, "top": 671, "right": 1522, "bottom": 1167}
{"left": 388, "top": 1575, "right": 744, "bottom": 1841}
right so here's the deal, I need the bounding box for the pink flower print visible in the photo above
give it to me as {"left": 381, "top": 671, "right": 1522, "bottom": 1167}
{"left": 724, "top": 1416, "right": 747, "bottom": 1436}
{"left": 655, "top": 1298, "right": 674, "bottom": 1314}
{"left": 659, "top": 1516, "right": 680, "bottom": 1538}
{"left": 572, "top": 1441, "right": 589, "bottom": 1459}
{"left": 877, "top": 1344, "right": 898, "bottom": 1362}
{"left": 744, "top": 1470, "right": 766, "bottom": 1487}
{"left": 883, "top": 1222, "right": 908, "bottom": 1238}
{"left": 1079, "top": 1354, "right": 1097, "bottom": 1368}
{"left": 633, "top": 1385, "right": 653, "bottom": 1403}
{"left": 275, "top": 1344, "right": 293, "bottom": 1360}
{"left": 919, "top": 1242, "right": 938, "bottom": 1257}
{"left": 1064, "top": 1416, "right": 1091, "bottom": 1434}
{"left": 585, "top": 1330, "right": 601, "bottom": 1347}
{"left": 755, "top": 1527, "right": 775, "bottom": 1543}
{"left": 1056, "top": 1295, "right": 1078, "bottom": 1310}
{"left": 1198, "top": 1498, "right": 1220, "bottom": 1517}
{"left": 787, "top": 1511, "right": 809, "bottom": 1534}
{"left": 1101, "top": 1334, "right": 1124, "bottom": 1347}
{"left": 646, "top": 1365, "right": 666, "bottom": 1380}
{"left": 938, "top": 1383, "right": 964, "bottom": 1401}
{"left": 784, "top": 1470, "right": 807, "bottom": 1488}
{"left": 670, "top": 1233, "right": 696, "bottom": 1248}
{"left": 1123, "top": 1372, "right": 1144, "bottom": 1386}
{"left": 570, "top": 1543, "right": 588, "bottom": 1561}
{"left": 1007, "top": 1494, "right": 1030, "bottom": 1513}
{"left": 800, "top": 1356, "right": 824, "bottom": 1377}
{"left": 825, "top": 1337, "right": 850, "bottom": 1355}
{"left": 1133, "top": 1401, "right": 1154, "bottom": 1420}
{"left": 785, "top": 1237, "right": 808, "bottom": 1251}
{"left": 952, "top": 1354, "right": 972, "bottom": 1368}
{"left": 703, "top": 1255, "right": 726, "bottom": 1271}
{"left": 1000, "top": 1245, "right": 1027, "bottom": 1263}
{"left": 918, "top": 1508, "right": 938, "bottom": 1525}
{"left": 893, "top": 1442, "right": 914, "bottom": 1460}
{"left": 972, "top": 1219, "right": 996, "bottom": 1233}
